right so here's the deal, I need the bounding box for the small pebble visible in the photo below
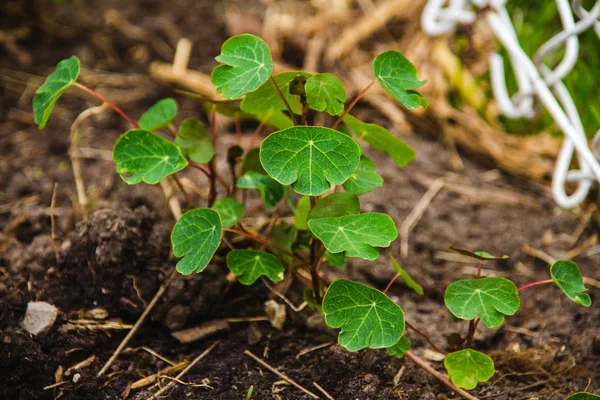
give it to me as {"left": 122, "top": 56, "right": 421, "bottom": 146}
{"left": 21, "top": 301, "right": 58, "bottom": 336}
{"left": 72, "top": 373, "right": 81, "bottom": 383}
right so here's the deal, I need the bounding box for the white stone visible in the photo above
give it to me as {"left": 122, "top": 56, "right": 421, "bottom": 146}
{"left": 21, "top": 301, "right": 58, "bottom": 336}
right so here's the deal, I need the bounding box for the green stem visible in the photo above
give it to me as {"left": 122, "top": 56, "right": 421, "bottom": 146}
{"left": 270, "top": 76, "right": 297, "bottom": 125}
{"left": 331, "top": 79, "right": 377, "bottom": 129}
{"left": 223, "top": 228, "right": 303, "bottom": 262}
{"left": 73, "top": 82, "right": 139, "bottom": 129}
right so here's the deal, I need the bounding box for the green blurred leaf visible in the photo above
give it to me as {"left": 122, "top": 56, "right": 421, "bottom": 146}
{"left": 241, "top": 148, "right": 266, "bottom": 175}
{"left": 113, "top": 129, "right": 187, "bottom": 184}
{"left": 226, "top": 250, "right": 284, "bottom": 285}
{"left": 386, "top": 336, "right": 411, "bottom": 358}
{"left": 323, "top": 279, "right": 405, "bottom": 351}
{"left": 176, "top": 118, "right": 214, "bottom": 163}
{"left": 171, "top": 209, "right": 222, "bottom": 274}
{"left": 211, "top": 197, "right": 244, "bottom": 228}
{"left": 211, "top": 34, "right": 274, "bottom": 99}
{"left": 305, "top": 73, "right": 346, "bottom": 116}
{"left": 241, "top": 71, "right": 312, "bottom": 115}
{"left": 373, "top": 50, "right": 428, "bottom": 109}
{"left": 324, "top": 250, "right": 346, "bottom": 268}
{"left": 308, "top": 192, "right": 360, "bottom": 220}
{"left": 551, "top": 260, "right": 591, "bottom": 307}
{"left": 139, "top": 98, "right": 178, "bottom": 130}
{"left": 390, "top": 255, "right": 423, "bottom": 295}
{"left": 33, "top": 56, "right": 80, "bottom": 128}
{"left": 566, "top": 393, "right": 600, "bottom": 400}
{"left": 295, "top": 196, "right": 311, "bottom": 230}
{"left": 304, "top": 288, "right": 323, "bottom": 313}
{"left": 236, "top": 171, "right": 284, "bottom": 209}
{"left": 450, "top": 247, "right": 509, "bottom": 261}
{"left": 444, "top": 349, "right": 494, "bottom": 390}
{"left": 271, "top": 221, "right": 298, "bottom": 263}
{"left": 343, "top": 155, "right": 383, "bottom": 194}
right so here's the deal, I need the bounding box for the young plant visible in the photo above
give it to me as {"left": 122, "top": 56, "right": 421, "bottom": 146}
{"left": 35, "top": 34, "right": 593, "bottom": 398}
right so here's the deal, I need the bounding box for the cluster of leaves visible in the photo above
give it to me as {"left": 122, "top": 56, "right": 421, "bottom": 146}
{"left": 34, "top": 33, "right": 594, "bottom": 394}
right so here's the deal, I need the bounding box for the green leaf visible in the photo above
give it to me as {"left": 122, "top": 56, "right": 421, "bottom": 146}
{"left": 113, "top": 129, "right": 188, "bottom": 184}
{"left": 550, "top": 260, "right": 591, "bottom": 307}
{"left": 373, "top": 50, "right": 428, "bottom": 109}
{"left": 308, "top": 213, "right": 398, "bottom": 260}
{"left": 33, "top": 56, "right": 80, "bottom": 128}
{"left": 387, "top": 336, "right": 411, "bottom": 358}
{"left": 171, "top": 209, "right": 222, "bottom": 274}
{"left": 444, "top": 278, "right": 520, "bottom": 328}
{"left": 236, "top": 171, "right": 284, "bottom": 209}
{"left": 295, "top": 196, "right": 311, "bottom": 230}
{"left": 211, "top": 197, "right": 244, "bottom": 228}
{"left": 390, "top": 255, "right": 424, "bottom": 295}
{"left": 308, "top": 192, "right": 360, "bottom": 220}
{"left": 305, "top": 73, "right": 346, "bottom": 116}
{"left": 241, "top": 148, "right": 266, "bottom": 175}
{"left": 270, "top": 221, "right": 297, "bottom": 263}
{"left": 226, "top": 250, "right": 285, "bottom": 285}
{"left": 450, "top": 247, "right": 509, "bottom": 261}
{"left": 343, "top": 155, "right": 383, "bottom": 195}
{"left": 324, "top": 250, "right": 346, "bottom": 268}
{"left": 211, "top": 34, "right": 274, "bottom": 99}
{"left": 304, "top": 288, "right": 323, "bottom": 313}
{"left": 260, "top": 126, "right": 361, "bottom": 196}
{"left": 175, "top": 118, "right": 214, "bottom": 163}
{"left": 444, "top": 349, "right": 494, "bottom": 390}
{"left": 344, "top": 115, "right": 415, "bottom": 168}
{"left": 138, "top": 98, "right": 178, "bottom": 130}
{"left": 566, "top": 393, "right": 600, "bottom": 400}
{"left": 323, "top": 279, "right": 405, "bottom": 351}
{"left": 241, "top": 71, "right": 312, "bottom": 115}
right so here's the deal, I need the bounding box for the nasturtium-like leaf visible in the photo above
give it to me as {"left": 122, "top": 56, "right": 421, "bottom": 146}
{"left": 211, "top": 197, "right": 244, "bottom": 228}
{"left": 566, "top": 393, "right": 600, "bottom": 400}
{"left": 175, "top": 118, "right": 214, "bottom": 163}
{"left": 344, "top": 115, "right": 415, "bottom": 168}
{"left": 33, "top": 56, "right": 80, "bottom": 128}
{"left": 305, "top": 73, "right": 346, "bottom": 116}
{"left": 113, "top": 129, "right": 188, "bottom": 184}
{"left": 372, "top": 50, "right": 428, "bottom": 109}
{"left": 138, "top": 98, "right": 177, "bottom": 130}
{"left": 271, "top": 221, "right": 297, "bottom": 263}
{"left": 324, "top": 250, "right": 346, "bottom": 268}
{"left": 241, "top": 71, "right": 312, "bottom": 115}
{"left": 343, "top": 155, "right": 383, "bottom": 195}
{"left": 308, "top": 192, "right": 360, "bottom": 220}
{"left": 295, "top": 196, "right": 311, "bottom": 230}
{"left": 390, "top": 255, "right": 424, "bottom": 295}
{"left": 449, "top": 247, "right": 509, "bottom": 261}
{"left": 236, "top": 171, "right": 284, "bottom": 209}
{"left": 211, "top": 34, "right": 274, "bottom": 99}
{"left": 260, "top": 126, "right": 361, "bottom": 196}
{"left": 241, "top": 148, "right": 266, "bottom": 175}
{"left": 308, "top": 213, "right": 398, "bottom": 260}
{"left": 323, "top": 279, "right": 405, "bottom": 351}
{"left": 386, "top": 336, "right": 411, "bottom": 358}
{"left": 171, "top": 209, "right": 222, "bottom": 274}
{"left": 550, "top": 260, "right": 591, "bottom": 307}
{"left": 226, "top": 249, "right": 284, "bottom": 285}
{"left": 444, "top": 278, "right": 520, "bottom": 328}
{"left": 444, "top": 349, "right": 495, "bottom": 390}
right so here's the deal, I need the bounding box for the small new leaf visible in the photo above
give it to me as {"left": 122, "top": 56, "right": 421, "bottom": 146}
{"left": 308, "top": 213, "right": 398, "bottom": 260}
{"left": 236, "top": 171, "right": 284, "bottom": 209}
{"left": 138, "top": 98, "right": 178, "bottom": 130}
{"left": 344, "top": 115, "right": 415, "bottom": 168}
{"left": 113, "top": 129, "right": 188, "bottom": 184}
{"left": 566, "top": 393, "right": 600, "bottom": 400}
{"left": 260, "top": 126, "right": 361, "bottom": 196}
{"left": 390, "top": 255, "right": 424, "bottom": 295}
{"left": 444, "top": 349, "right": 495, "bottom": 390}
{"left": 33, "top": 56, "right": 80, "bottom": 128}
{"left": 550, "top": 260, "right": 591, "bottom": 307}
{"left": 450, "top": 247, "right": 509, "bottom": 261}
{"left": 176, "top": 118, "right": 214, "bottom": 163}
{"left": 308, "top": 192, "right": 360, "bottom": 220}
{"left": 211, "top": 34, "right": 274, "bottom": 99}
{"left": 373, "top": 50, "right": 428, "bottom": 109}
{"left": 241, "top": 71, "right": 312, "bottom": 115}
{"left": 305, "top": 73, "right": 346, "bottom": 116}
{"left": 295, "top": 197, "right": 311, "bottom": 230}
{"left": 387, "top": 336, "right": 411, "bottom": 358}
{"left": 226, "top": 250, "right": 284, "bottom": 285}
{"left": 211, "top": 197, "right": 244, "bottom": 228}
{"left": 171, "top": 209, "right": 222, "bottom": 274}
{"left": 323, "top": 279, "right": 405, "bottom": 351}
{"left": 444, "top": 278, "right": 520, "bottom": 328}
{"left": 343, "top": 155, "right": 383, "bottom": 195}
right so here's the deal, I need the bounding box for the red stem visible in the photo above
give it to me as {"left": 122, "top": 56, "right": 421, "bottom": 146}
{"left": 207, "top": 106, "right": 218, "bottom": 206}
{"left": 405, "top": 321, "right": 447, "bottom": 355}
{"left": 73, "top": 82, "right": 139, "bottom": 128}
{"left": 270, "top": 76, "right": 297, "bottom": 125}
{"left": 517, "top": 279, "right": 553, "bottom": 292}
{"left": 476, "top": 261, "right": 482, "bottom": 279}
{"left": 384, "top": 272, "right": 401, "bottom": 294}
{"left": 331, "top": 79, "right": 377, "bottom": 129}
{"left": 223, "top": 228, "right": 303, "bottom": 262}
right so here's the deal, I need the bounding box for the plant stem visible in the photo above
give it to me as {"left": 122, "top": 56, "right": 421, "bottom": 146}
{"left": 172, "top": 174, "right": 193, "bottom": 208}
{"left": 308, "top": 196, "right": 323, "bottom": 303}
{"left": 517, "top": 279, "right": 553, "bottom": 291}
{"left": 405, "top": 321, "right": 447, "bottom": 354}
{"left": 73, "top": 82, "right": 139, "bottom": 129}
{"left": 223, "top": 228, "right": 303, "bottom": 262}
{"left": 404, "top": 351, "right": 480, "bottom": 400}
{"left": 249, "top": 112, "right": 270, "bottom": 148}
{"left": 208, "top": 106, "right": 218, "bottom": 206}
{"left": 383, "top": 272, "right": 400, "bottom": 293}
{"left": 476, "top": 261, "right": 482, "bottom": 279}
{"left": 270, "top": 76, "right": 297, "bottom": 125}
{"left": 331, "top": 79, "right": 377, "bottom": 129}
{"left": 464, "top": 319, "right": 477, "bottom": 348}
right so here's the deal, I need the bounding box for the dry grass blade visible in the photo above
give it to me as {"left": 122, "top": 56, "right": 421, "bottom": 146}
{"left": 131, "top": 360, "right": 189, "bottom": 389}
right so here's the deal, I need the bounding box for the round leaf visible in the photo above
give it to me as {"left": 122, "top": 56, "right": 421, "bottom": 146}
{"left": 236, "top": 171, "right": 284, "bottom": 209}
{"left": 390, "top": 255, "right": 424, "bottom": 295}
{"left": 308, "top": 192, "right": 360, "bottom": 220}
{"left": 241, "top": 71, "right": 312, "bottom": 115}
{"left": 211, "top": 34, "right": 274, "bottom": 99}
{"left": 138, "top": 98, "right": 178, "bottom": 130}
{"left": 260, "top": 126, "right": 361, "bottom": 196}
{"left": 211, "top": 197, "right": 244, "bottom": 228}
{"left": 113, "top": 129, "right": 188, "bottom": 184}
{"left": 176, "top": 118, "right": 214, "bottom": 163}
{"left": 33, "top": 56, "right": 80, "bottom": 128}
{"left": 308, "top": 213, "right": 397, "bottom": 260}
{"left": 387, "top": 336, "right": 411, "bottom": 358}
{"left": 323, "top": 279, "right": 405, "bottom": 351}
{"left": 171, "top": 209, "right": 222, "bottom": 274}
{"left": 373, "top": 50, "right": 428, "bottom": 109}
{"left": 444, "top": 349, "right": 495, "bottom": 390}
{"left": 551, "top": 260, "right": 591, "bottom": 307}
{"left": 566, "top": 393, "right": 600, "bottom": 400}
{"left": 226, "top": 250, "right": 285, "bottom": 285}
{"left": 444, "top": 278, "right": 520, "bottom": 328}
{"left": 343, "top": 155, "right": 383, "bottom": 194}
{"left": 305, "top": 73, "right": 346, "bottom": 116}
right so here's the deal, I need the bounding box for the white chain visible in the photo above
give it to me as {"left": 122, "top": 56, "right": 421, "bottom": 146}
{"left": 422, "top": 0, "right": 600, "bottom": 208}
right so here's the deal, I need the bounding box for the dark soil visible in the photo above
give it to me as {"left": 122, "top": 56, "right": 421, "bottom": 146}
{"left": 1, "top": 1, "right": 599, "bottom": 400}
